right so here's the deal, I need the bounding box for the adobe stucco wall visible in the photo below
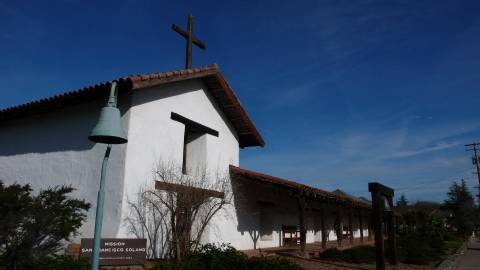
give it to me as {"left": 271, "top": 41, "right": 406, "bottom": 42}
{"left": 119, "top": 79, "right": 241, "bottom": 237}
{"left": 0, "top": 96, "right": 131, "bottom": 240}
{"left": 0, "top": 78, "right": 245, "bottom": 246}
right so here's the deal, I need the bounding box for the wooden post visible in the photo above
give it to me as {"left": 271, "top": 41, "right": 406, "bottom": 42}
{"left": 359, "top": 211, "right": 364, "bottom": 243}
{"left": 186, "top": 15, "right": 193, "bottom": 69}
{"left": 348, "top": 209, "right": 354, "bottom": 245}
{"left": 296, "top": 196, "right": 307, "bottom": 256}
{"left": 370, "top": 185, "right": 385, "bottom": 270}
{"left": 395, "top": 215, "right": 400, "bottom": 234}
{"left": 320, "top": 207, "right": 327, "bottom": 249}
{"left": 368, "top": 218, "right": 372, "bottom": 241}
{"left": 336, "top": 208, "right": 343, "bottom": 247}
{"left": 386, "top": 199, "right": 398, "bottom": 265}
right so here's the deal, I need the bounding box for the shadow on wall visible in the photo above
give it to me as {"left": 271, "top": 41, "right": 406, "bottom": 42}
{"left": 131, "top": 79, "right": 239, "bottom": 143}
{"left": 231, "top": 175, "right": 313, "bottom": 249}
{"left": 0, "top": 94, "right": 132, "bottom": 240}
{"left": 0, "top": 96, "right": 130, "bottom": 156}
{"left": 230, "top": 174, "right": 367, "bottom": 250}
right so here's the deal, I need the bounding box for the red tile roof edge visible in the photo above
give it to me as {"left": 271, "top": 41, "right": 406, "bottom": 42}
{"left": 229, "top": 165, "right": 371, "bottom": 209}
{"left": 0, "top": 64, "right": 265, "bottom": 148}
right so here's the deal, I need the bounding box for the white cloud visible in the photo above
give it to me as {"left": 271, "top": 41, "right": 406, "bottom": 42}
{"left": 386, "top": 141, "right": 461, "bottom": 159}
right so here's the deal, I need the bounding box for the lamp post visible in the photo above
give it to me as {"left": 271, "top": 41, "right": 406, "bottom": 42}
{"left": 88, "top": 81, "right": 128, "bottom": 270}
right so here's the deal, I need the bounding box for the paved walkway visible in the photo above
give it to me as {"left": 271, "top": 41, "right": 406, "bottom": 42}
{"left": 456, "top": 239, "right": 480, "bottom": 270}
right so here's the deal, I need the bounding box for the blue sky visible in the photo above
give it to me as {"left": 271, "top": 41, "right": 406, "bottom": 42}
{"left": 1, "top": 0, "right": 480, "bottom": 202}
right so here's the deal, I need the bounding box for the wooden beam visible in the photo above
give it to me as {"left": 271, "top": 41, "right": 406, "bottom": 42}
{"left": 171, "top": 24, "right": 206, "bottom": 49}
{"left": 155, "top": 181, "right": 224, "bottom": 199}
{"left": 171, "top": 112, "right": 219, "bottom": 137}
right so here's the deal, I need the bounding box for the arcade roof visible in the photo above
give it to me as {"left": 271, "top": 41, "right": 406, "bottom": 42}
{"left": 230, "top": 165, "right": 371, "bottom": 209}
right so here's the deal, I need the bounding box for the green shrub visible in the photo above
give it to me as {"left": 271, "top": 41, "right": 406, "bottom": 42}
{"left": 395, "top": 208, "right": 464, "bottom": 265}
{"left": 396, "top": 234, "right": 431, "bottom": 264}
{"left": 148, "top": 243, "right": 303, "bottom": 270}
{"left": 31, "top": 256, "right": 89, "bottom": 270}
{"left": 319, "top": 246, "right": 375, "bottom": 264}
{"left": 341, "top": 245, "right": 376, "bottom": 263}
{"left": 318, "top": 248, "right": 344, "bottom": 261}
{"left": 395, "top": 233, "right": 443, "bottom": 265}
{"left": 444, "top": 240, "right": 462, "bottom": 254}
{"left": 0, "top": 181, "right": 90, "bottom": 270}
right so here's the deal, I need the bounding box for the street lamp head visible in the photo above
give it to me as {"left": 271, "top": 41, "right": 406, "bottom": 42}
{"left": 89, "top": 81, "right": 128, "bottom": 144}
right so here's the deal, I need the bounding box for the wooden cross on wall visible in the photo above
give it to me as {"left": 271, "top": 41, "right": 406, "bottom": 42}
{"left": 172, "top": 15, "right": 206, "bottom": 69}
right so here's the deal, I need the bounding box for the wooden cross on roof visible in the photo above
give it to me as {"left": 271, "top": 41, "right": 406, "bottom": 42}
{"left": 172, "top": 15, "right": 206, "bottom": 69}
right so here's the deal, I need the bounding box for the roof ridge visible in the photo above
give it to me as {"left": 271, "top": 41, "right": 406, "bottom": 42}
{"left": 0, "top": 64, "right": 264, "bottom": 148}
{"left": 0, "top": 64, "right": 220, "bottom": 113}
{"left": 125, "top": 64, "right": 219, "bottom": 82}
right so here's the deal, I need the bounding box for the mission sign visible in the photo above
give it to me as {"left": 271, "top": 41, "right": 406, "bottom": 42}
{"left": 80, "top": 238, "right": 147, "bottom": 266}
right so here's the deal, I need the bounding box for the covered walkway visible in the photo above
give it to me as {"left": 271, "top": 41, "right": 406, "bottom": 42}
{"left": 230, "top": 165, "right": 372, "bottom": 254}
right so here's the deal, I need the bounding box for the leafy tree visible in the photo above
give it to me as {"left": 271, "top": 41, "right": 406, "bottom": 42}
{"left": 396, "top": 193, "right": 409, "bottom": 208}
{"left": 395, "top": 193, "right": 409, "bottom": 215}
{"left": 443, "top": 179, "right": 476, "bottom": 238}
{"left": 412, "top": 200, "right": 441, "bottom": 214}
{"left": 0, "top": 181, "right": 90, "bottom": 270}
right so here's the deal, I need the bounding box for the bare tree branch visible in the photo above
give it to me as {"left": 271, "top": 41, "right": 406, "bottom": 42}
{"left": 124, "top": 161, "right": 231, "bottom": 259}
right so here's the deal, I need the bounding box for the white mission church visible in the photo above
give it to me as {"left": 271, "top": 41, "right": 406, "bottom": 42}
{"left": 0, "top": 64, "right": 372, "bottom": 252}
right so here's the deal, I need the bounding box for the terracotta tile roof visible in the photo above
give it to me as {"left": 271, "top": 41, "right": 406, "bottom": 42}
{"left": 229, "top": 165, "right": 371, "bottom": 209}
{"left": 0, "top": 64, "right": 264, "bottom": 148}
{"left": 332, "top": 189, "right": 370, "bottom": 203}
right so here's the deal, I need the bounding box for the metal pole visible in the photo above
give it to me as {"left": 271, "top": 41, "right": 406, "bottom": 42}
{"left": 91, "top": 145, "right": 112, "bottom": 270}
{"left": 472, "top": 144, "right": 480, "bottom": 204}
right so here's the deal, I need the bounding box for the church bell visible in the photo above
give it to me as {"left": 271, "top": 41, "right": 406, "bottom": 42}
{"left": 89, "top": 81, "right": 128, "bottom": 144}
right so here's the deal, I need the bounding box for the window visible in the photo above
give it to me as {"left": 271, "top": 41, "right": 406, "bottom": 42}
{"left": 171, "top": 112, "right": 219, "bottom": 175}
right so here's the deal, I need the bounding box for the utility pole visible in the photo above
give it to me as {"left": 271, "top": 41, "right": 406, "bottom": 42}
{"left": 465, "top": 143, "right": 480, "bottom": 205}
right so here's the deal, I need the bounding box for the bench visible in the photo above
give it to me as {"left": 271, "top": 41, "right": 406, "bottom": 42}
{"left": 282, "top": 225, "right": 300, "bottom": 246}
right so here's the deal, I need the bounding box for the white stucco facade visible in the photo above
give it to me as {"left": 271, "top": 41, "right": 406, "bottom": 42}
{"left": 0, "top": 78, "right": 241, "bottom": 243}
{"left": 119, "top": 79, "right": 240, "bottom": 237}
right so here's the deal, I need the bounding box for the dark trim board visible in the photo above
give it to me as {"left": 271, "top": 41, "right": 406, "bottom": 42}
{"left": 171, "top": 112, "right": 219, "bottom": 137}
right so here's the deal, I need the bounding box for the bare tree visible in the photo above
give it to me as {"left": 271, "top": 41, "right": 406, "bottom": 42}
{"left": 124, "top": 161, "right": 231, "bottom": 259}
{"left": 124, "top": 186, "right": 171, "bottom": 259}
